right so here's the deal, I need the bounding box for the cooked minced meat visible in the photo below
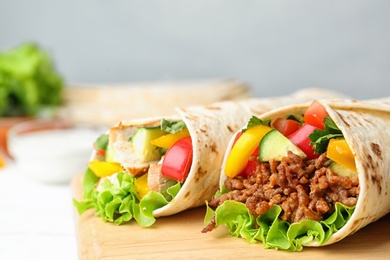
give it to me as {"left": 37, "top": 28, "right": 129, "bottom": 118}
{"left": 203, "top": 151, "right": 359, "bottom": 233}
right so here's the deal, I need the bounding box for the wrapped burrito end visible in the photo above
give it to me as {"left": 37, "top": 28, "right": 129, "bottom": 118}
{"left": 205, "top": 99, "right": 390, "bottom": 250}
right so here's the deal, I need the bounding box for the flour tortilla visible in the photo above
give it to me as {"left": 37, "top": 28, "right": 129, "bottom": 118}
{"left": 94, "top": 88, "right": 348, "bottom": 218}
{"left": 219, "top": 98, "right": 390, "bottom": 246}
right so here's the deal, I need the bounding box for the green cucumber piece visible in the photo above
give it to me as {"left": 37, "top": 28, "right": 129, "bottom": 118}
{"left": 105, "top": 143, "right": 116, "bottom": 162}
{"left": 329, "top": 161, "right": 357, "bottom": 178}
{"left": 259, "top": 129, "right": 306, "bottom": 162}
{"left": 130, "top": 126, "right": 166, "bottom": 163}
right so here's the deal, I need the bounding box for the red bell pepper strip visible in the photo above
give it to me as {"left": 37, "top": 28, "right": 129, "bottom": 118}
{"left": 240, "top": 146, "right": 259, "bottom": 177}
{"left": 161, "top": 137, "right": 193, "bottom": 183}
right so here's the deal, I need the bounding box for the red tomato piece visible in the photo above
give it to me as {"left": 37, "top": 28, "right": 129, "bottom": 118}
{"left": 161, "top": 137, "right": 193, "bottom": 183}
{"left": 288, "top": 124, "right": 320, "bottom": 159}
{"left": 93, "top": 143, "right": 106, "bottom": 156}
{"left": 304, "top": 100, "right": 328, "bottom": 129}
{"left": 272, "top": 118, "right": 300, "bottom": 136}
{"left": 241, "top": 147, "right": 259, "bottom": 176}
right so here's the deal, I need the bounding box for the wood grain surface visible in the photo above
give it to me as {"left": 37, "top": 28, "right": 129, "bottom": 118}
{"left": 72, "top": 172, "right": 390, "bottom": 259}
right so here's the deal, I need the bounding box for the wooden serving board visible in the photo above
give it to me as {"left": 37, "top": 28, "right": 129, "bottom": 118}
{"left": 72, "top": 173, "right": 390, "bottom": 259}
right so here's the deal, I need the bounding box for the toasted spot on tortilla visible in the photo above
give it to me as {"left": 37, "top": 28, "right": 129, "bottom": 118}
{"left": 185, "top": 114, "right": 199, "bottom": 121}
{"left": 336, "top": 111, "right": 350, "bottom": 127}
{"left": 370, "top": 142, "right": 383, "bottom": 160}
{"left": 199, "top": 128, "right": 209, "bottom": 137}
{"left": 194, "top": 167, "right": 207, "bottom": 183}
{"left": 371, "top": 173, "right": 383, "bottom": 195}
{"left": 349, "top": 113, "right": 359, "bottom": 121}
{"left": 363, "top": 118, "right": 375, "bottom": 126}
{"left": 349, "top": 219, "right": 362, "bottom": 234}
{"left": 350, "top": 216, "right": 376, "bottom": 235}
{"left": 365, "top": 154, "right": 375, "bottom": 170}
{"left": 194, "top": 173, "right": 200, "bottom": 183}
{"left": 210, "top": 142, "right": 218, "bottom": 153}
{"left": 184, "top": 191, "right": 190, "bottom": 198}
{"left": 227, "top": 125, "right": 234, "bottom": 133}
{"left": 195, "top": 128, "right": 210, "bottom": 139}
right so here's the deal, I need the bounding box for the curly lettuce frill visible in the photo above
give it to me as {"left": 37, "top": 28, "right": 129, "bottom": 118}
{"left": 73, "top": 169, "right": 181, "bottom": 227}
{"left": 204, "top": 200, "right": 355, "bottom": 251}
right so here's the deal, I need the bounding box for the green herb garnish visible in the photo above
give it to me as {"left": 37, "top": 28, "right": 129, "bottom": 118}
{"left": 160, "top": 118, "right": 186, "bottom": 134}
{"left": 309, "top": 116, "right": 343, "bottom": 154}
{"left": 243, "top": 116, "right": 271, "bottom": 132}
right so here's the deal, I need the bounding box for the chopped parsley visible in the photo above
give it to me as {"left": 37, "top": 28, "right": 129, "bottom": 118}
{"left": 243, "top": 116, "right": 271, "bottom": 132}
{"left": 309, "top": 116, "right": 343, "bottom": 154}
{"left": 160, "top": 119, "right": 186, "bottom": 134}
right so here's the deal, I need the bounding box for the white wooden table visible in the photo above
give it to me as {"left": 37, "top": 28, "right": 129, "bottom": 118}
{"left": 0, "top": 158, "right": 78, "bottom": 260}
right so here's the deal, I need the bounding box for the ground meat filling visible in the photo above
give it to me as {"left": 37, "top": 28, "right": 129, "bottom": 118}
{"left": 205, "top": 151, "right": 359, "bottom": 231}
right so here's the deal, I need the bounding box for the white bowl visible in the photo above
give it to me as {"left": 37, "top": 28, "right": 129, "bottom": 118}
{"left": 7, "top": 119, "right": 100, "bottom": 184}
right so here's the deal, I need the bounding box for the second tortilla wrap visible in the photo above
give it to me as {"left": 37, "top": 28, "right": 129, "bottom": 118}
{"left": 73, "top": 88, "right": 348, "bottom": 226}
{"left": 204, "top": 98, "right": 390, "bottom": 250}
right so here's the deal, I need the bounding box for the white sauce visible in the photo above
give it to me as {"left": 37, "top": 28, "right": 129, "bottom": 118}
{"left": 9, "top": 128, "right": 97, "bottom": 157}
{"left": 8, "top": 128, "right": 101, "bottom": 184}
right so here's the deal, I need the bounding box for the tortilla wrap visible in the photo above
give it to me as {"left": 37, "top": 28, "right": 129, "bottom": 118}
{"left": 208, "top": 98, "right": 390, "bottom": 249}
{"left": 73, "top": 88, "right": 348, "bottom": 226}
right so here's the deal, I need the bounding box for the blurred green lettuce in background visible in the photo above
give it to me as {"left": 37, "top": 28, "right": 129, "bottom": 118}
{"left": 0, "top": 43, "right": 64, "bottom": 117}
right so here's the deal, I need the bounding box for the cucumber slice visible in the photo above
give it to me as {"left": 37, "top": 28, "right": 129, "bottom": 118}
{"left": 131, "top": 126, "right": 166, "bottom": 163}
{"left": 259, "top": 129, "right": 306, "bottom": 162}
{"left": 329, "top": 161, "right": 357, "bottom": 178}
{"left": 105, "top": 143, "right": 117, "bottom": 162}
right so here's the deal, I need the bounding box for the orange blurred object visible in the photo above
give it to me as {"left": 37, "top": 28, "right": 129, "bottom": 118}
{"left": 0, "top": 154, "right": 5, "bottom": 168}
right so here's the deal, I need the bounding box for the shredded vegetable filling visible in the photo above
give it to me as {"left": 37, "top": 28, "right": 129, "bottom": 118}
{"left": 206, "top": 151, "right": 359, "bottom": 227}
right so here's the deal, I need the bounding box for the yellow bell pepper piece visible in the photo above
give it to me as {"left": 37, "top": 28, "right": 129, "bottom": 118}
{"left": 88, "top": 161, "right": 123, "bottom": 177}
{"left": 327, "top": 138, "right": 357, "bottom": 173}
{"left": 134, "top": 173, "right": 150, "bottom": 200}
{"left": 225, "top": 125, "right": 272, "bottom": 178}
{"left": 150, "top": 128, "right": 190, "bottom": 149}
{"left": 0, "top": 154, "right": 5, "bottom": 168}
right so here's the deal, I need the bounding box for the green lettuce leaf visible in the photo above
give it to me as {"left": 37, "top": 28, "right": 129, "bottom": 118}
{"left": 82, "top": 168, "right": 100, "bottom": 200}
{"left": 72, "top": 168, "right": 100, "bottom": 215}
{"left": 73, "top": 171, "right": 182, "bottom": 227}
{"left": 309, "top": 116, "right": 343, "bottom": 154}
{"left": 0, "top": 43, "right": 63, "bottom": 116}
{"left": 206, "top": 200, "right": 355, "bottom": 251}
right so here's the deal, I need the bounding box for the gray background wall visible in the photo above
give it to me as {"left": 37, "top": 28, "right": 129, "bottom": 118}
{"left": 1, "top": 0, "right": 389, "bottom": 99}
